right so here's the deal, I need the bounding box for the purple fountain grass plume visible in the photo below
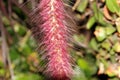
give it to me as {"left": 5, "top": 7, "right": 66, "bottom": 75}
{"left": 32, "top": 0, "right": 73, "bottom": 79}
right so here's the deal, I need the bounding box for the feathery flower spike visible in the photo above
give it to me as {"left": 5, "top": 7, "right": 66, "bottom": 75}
{"left": 37, "top": 0, "right": 73, "bottom": 79}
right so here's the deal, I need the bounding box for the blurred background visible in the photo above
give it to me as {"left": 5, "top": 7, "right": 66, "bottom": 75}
{"left": 0, "top": 0, "right": 120, "bottom": 80}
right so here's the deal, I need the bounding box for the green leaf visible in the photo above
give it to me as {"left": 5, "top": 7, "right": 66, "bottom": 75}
{"left": 10, "top": 46, "right": 20, "bottom": 61}
{"left": 106, "top": 70, "right": 116, "bottom": 77}
{"left": 101, "top": 40, "right": 111, "bottom": 51}
{"left": 77, "top": 58, "right": 97, "bottom": 77}
{"left": 14, "top": 73, "right": 43, "bottom": 80}
{"left": 94, "top": 26, "right": 107, "bottom": 41}
{"left": 113, "top": 42, "right": 120, "bottom": 52}
{"left": 14, "top": 23, "right": 26, "bottom": 36}
{"left": 108, "top": 34, "right": 118, "bottom": 44}
{"left": 99, "top": 48, "right": 107, "bottom": 57}
{"left": 87, "top": 16, "right": 96, "bottom": 29}
{"left": 0, "top": 69, "right": 5, "bottom": 76}
{"left": 77, "top": 59, "right": 89, "bottom": 70}
{"left": 89, "top": 38, "right": 98, "bottom": 50}
{"left": 105, "top": 25, "right": 116, "bottom": 35}
{"left": 110, "top": 49, "right": 115, "bottom": 55}
{"left": 73, "top": 34, "right": 86, "bottom": 43}
{"left": 2, "top": 17, "right": 10, "bottom": 26}
{"left": 92, "top": 2, "right": 106, "bottom": 25}
{"left": 76, "top": 0, "right": 88, "bottom": 13}
{"left": 115, "top": 18, "right": 120, "bottom": 33}
{"left": 106, "top": 0, "right": 120, "bottom": 15}
{"left": 21, "top": 44, "right": 32, "bottom": 56}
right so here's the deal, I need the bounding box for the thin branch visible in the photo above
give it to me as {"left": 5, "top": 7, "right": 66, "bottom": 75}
{"left": 8, "top": 0, "right": 12, "bottom": 18}
{"left": 72, "top": 0, "right": 81, "bottom": 11}
{"left": 0, "top": 0, "right": 8, "bottom": 17}
{"left": 0, "top": 15, "right": 14, "bottom": 80}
